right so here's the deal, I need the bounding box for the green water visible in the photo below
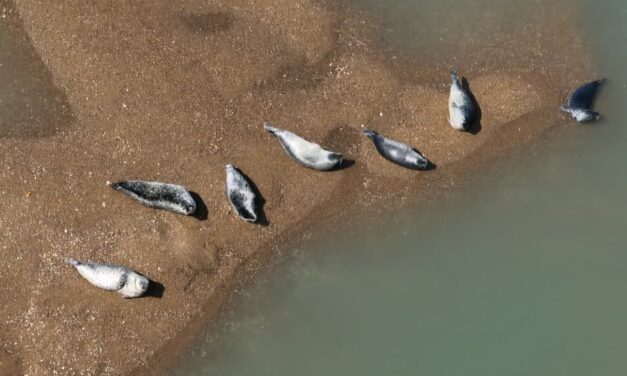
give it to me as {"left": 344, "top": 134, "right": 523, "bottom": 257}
{"left": 175, "top": 0, "right": 627, "bottom": 375}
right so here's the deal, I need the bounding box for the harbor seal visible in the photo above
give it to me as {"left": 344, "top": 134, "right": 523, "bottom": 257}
{"left": 448, "top": 71, "right": 477, "bottom": 131}
{"left": 107, "top": 180, "right": 196, "bottom": 215}
{"left": 362, "top": 129, "right": 431, "bottom": 170}
{"left": 561, "top": 79, "right": 605, "bottom": 122}
{"left": 264, "top": 122, "right": 343, "bottom": 171}
{"left": 65, "top": 258, "right": 149, "bottom": 298}
{"left": 225, "top": 164, "right": 258, "bottom": 222}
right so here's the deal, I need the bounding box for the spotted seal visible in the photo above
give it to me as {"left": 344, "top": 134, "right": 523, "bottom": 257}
{"left": 225, "top": 165, "right": 258, "bottom": 222}
{"left": 264, "top": 123, "right": 343, "bottom": 171}
{"left": 362, "top": 129, "right": 431, "bottom": 170}
{"left": 561, "top": 79, "right": 605, "bottom": 122}
{"left": 107, "top": 180, "right": 196, "bottom": 215}
{"left": 448, "top": 71, "right": 477, "bottom": 131}
{"left": 65, "top": 258, "right": 149, "bottom": 298}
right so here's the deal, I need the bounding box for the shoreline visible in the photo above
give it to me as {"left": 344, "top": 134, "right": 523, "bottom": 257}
{"left": 0, "top": 0, "right": 593, "bottom": 374}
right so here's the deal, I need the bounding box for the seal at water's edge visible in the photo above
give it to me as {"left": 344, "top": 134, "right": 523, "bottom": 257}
{"left": 264, "top": 123, "right": 343, "bottom": 171}
{"left": 362, "top": 129, "right": 431, "bottom": 170}
{"left": 107, "top": 180, "right": 197, "bottom": 215}
{"left": 561, "top": 79, "right": 605, "bottom": 122}
{"left": 65, "top": 258, "right": 149, "bottom": 298}
{"left": 225, "top": 164, "right": 258, "bottom": 222}
{"left": 448, "top": 71, "right": 477, "bottom": 131}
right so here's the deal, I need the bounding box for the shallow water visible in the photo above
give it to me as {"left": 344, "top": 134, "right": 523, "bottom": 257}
{"left": 175, "top": 0, "right": 627, "bottom": 374}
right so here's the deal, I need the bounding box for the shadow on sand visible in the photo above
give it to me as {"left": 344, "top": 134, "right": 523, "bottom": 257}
{"left": 461, "top": 77, "right": 482, "bottom": 135}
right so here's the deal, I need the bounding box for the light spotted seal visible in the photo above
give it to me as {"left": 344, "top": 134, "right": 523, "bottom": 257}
{"left": 362, "top": 129, "right": 431, "bottom": 170}
{"left": 561, "top": 79, "right": 605, "bottom": 122}
{"left": 65, "top": 258, "right": 149, "bottom": 298}
{"left": 448, "top": 71, "right": 477, "bottom": 131}
{"left": 107, "top": 180, "right": 196, "bottom": 215}
{"left": 264, "top": 122, "right": 343, "bottom": 171}
{"left": 225, "top": 164, "right": 258, "bottom": 222}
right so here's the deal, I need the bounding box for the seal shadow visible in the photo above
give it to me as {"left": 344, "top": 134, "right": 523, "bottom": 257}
{"left": 233, "top": 167, "right": 269, "bottom": 226}
{"left": 462, "top": 77, "right": 482, "bottom": 135}
{"left": 144, "top": 279, "right": 165, "bottom": 299}
{"left": 329, "top": 159, "right": 355, "bottom": 171}
{"left": 189, "top": 191, "right": 209, "bottom": 221}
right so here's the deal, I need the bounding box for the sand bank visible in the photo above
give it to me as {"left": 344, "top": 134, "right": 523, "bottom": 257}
{"left": 0, "top": 0, "right": 592, "bottom": 374}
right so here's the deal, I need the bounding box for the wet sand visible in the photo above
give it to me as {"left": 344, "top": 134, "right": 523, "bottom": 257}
{"left": 0, "top": 0, "right": 593, "bottom": 374}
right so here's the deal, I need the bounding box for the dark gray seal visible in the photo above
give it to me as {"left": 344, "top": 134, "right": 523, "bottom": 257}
{"left": 561, "top": 79, "right": 605, "bottom": 122}
{"left": 264, "top": 123, "right": 343, "bottom": 171}
{"left": 362, "top": 129, "right": 431, "bottom": 170}
{"left": 448, "top": 71, "right": 477, "bottom": 131}
{"left": 225, "top": 164, "right": 258, "bottom": 222}
{"left": 107, "top": 180, "right": 196, "bottom": 215}
{"left": 65, "top": 258, "right": 149, "bottom": 298}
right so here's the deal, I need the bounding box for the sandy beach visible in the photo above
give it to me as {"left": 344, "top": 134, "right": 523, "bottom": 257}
{"left": 0, "top": 0, "right": 593, "bottom": 374}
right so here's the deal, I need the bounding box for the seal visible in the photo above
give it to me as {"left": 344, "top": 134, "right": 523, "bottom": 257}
{"left": 107, "top": 180, "right": 196, "bottom": 215}
{"left": 448, "top": 71, "right": 477, "bottom": 131}
{"left": 264, "top": 122, "right": 343, "bottom": 171}
{"left": 225, "top": 164, "right": 258, "bottom": 222}
{"left": 65, "top": 258, "right": 149, "bottom": 298}
{"left": 362, "top": 129, "right": 431, "bottom": 170}
{"left": 561, "top": 79, "right": 605, "bottom": 122}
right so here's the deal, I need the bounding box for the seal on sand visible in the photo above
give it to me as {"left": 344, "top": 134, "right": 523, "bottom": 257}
{"left": 107, "top": 180, "right": 196, "bottom": 215}
{"left": 264, "top": 122, "right": 343, "bottom": 171}
{"left": 448, "top": 71, "right": 477, "bottom": 131}
{"left": 362, "top": 129, "right": 431, "bottom": 170}
{"left": 225, "top": 164, "right": 258, "bottom": 222}
{"left": 561, "top": 79, "right": 605, "bottom": 122}
{"left": 65, "top": 258, "right": 149, "bottom": 298}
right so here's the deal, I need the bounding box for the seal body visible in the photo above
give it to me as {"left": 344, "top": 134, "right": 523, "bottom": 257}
{"left": 363, "top": 129, "right": 430, "bottom": 170}
{"left": 448, "top": 71, "right": 477, "bottom": 131}
{"left": 66, "top": 258, "right": 149, "bottom": 298}
{"left": 225, "top": 165, "right": 258, "bottom": 222}
{"left": 561, "top": 79, "right": 605, "bottom": 122}
{"left": 264, "top": 123, "right": 343, "bottom": 171}
{"left": 107, "top": 180, "right": 196, "bottom": 215}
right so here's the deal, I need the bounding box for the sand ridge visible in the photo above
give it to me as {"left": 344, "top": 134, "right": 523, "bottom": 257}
{"left": 0, "top": 0, "right": 592, "bottom": 374}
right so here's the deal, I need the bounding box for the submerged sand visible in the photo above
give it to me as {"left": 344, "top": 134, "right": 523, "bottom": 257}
{"left": 0, "top": 0, "right": 593, "bottom": 374}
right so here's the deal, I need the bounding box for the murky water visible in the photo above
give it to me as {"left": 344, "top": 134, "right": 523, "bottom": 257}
{"left": 175, "top": 0, "right": 627, "bottom": 374}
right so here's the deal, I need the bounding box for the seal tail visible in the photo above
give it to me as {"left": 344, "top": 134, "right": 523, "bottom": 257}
{"left": 65, "top": 258, "right": 81, "bottom": 266}
{"left": 106, "top": 181, "right": 122, "bottom": 190}
{"left": 362, "top": 128, "right": 378, "bottom": 139}
{"left": 263, "top": 122, "right": 280, "bottom": 136}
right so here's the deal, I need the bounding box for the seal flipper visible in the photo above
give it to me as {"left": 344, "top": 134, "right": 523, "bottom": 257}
{"left": 65, "top": 258, "right": 80, "bottom": 266}
{"left": 450, "top": 71, "right": 461, "bottom": 86}
{"left": 362, "top": 129, "right": 379, "bottom": 139}
{"left": 263, "top": 122, "right": 280, "bottom": 136}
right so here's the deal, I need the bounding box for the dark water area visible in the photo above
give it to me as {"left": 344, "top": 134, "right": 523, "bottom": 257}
{"left": 0, "top": 1, "right": 73, "bottom": 138}
{"left": 173, "top": 0, "right": 627, "bottom": 375}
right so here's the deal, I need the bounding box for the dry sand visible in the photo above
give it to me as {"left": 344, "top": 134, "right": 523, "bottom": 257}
{"left": 0, "top": 0, "right": 593, "bottom": 374}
